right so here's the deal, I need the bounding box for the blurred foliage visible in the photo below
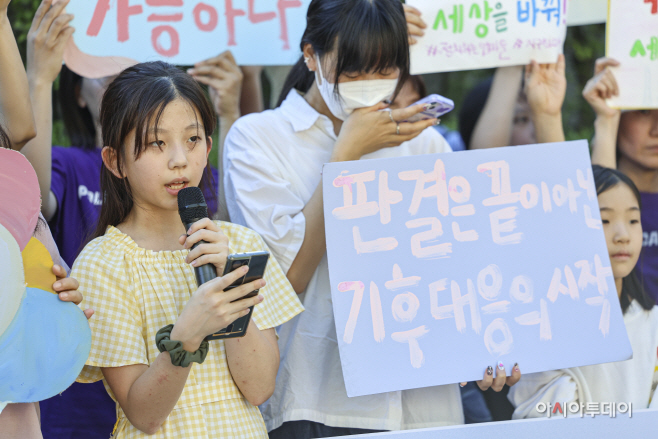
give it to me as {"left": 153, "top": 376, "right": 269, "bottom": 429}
{"left": 8, "top": 0, "right": 605, "bottom": 154}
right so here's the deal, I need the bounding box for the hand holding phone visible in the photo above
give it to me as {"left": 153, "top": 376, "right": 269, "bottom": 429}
{"left": 401, "top": 94, "right": 454, "bottom": 123}
{"left": 205, "top": 251, "right": 269, "bottom": 340}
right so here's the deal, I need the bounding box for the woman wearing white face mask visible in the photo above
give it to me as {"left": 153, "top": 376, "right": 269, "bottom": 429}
{"left": 224, "top": 1, "right": 480, "bottom": 437}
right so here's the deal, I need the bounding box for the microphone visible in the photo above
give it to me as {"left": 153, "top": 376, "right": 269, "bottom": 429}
{"left": 178, "top": 187, "right": 217, "bottom": 286}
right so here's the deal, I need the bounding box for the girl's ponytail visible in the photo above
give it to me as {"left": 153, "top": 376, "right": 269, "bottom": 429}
{"left": 276, "top": 57, "right": 315, "bottom": 108}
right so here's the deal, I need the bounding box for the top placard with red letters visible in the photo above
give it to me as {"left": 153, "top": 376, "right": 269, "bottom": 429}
{"left": 63, "top": 0, "right": 310, "bottom": 77}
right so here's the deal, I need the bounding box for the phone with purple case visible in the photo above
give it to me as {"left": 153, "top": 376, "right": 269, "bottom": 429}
{"left": 402, "top": 94, "right": 454, "bottom": 123}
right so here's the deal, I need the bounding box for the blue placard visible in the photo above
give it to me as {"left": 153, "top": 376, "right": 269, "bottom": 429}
{"left": 322, "top": 141, "right": 632, "bottom": 398}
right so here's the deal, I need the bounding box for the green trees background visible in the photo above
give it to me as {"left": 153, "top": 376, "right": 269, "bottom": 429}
{"left": 8, "top": 0, "right": 606, "bottom": 147}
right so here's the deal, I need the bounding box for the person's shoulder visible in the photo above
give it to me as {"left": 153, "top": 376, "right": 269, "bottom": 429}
{"left": 73, "top": 228, "right": 130, "bottom": 272}
{"left": 216, "top": 221, "right": 267, "bottom": 251}
{"left": 230, "top": 108, "right": 287, "bottom": 134}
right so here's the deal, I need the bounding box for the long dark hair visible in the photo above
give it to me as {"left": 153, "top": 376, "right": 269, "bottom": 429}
{"left": 92, "top": 61, "right": 216, "bottom": 239}
{"left": 276, "top": 0, "right": 409, "bottom": 107}
{"left": 59, "top": 65, "right": 97, "bottom": 149}
{"left": 592, "top": 165, "right": 655, "bottom": 313}
{"left": 0, "top": 124, "right": 9, "bottom": 150}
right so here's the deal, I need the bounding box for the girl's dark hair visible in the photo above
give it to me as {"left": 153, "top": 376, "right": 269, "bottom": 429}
{"left": 592, "top": 165, "right": 655, "bottom": 313}
{"left": 406, "top": 75, "right": 427, "bottom": 100}
{"left": 59, "top": 65, "right": 97, "bottom": 149}
{"left": 92, "top": 61, "right": 216, "bottom": 239}
{"left": 276, "top": 0, "right": 409, "bottom": 107}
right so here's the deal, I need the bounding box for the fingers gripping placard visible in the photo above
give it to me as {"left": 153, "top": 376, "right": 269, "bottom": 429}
{"left": 322, "top": 141, "right": 632, "bottom": 398}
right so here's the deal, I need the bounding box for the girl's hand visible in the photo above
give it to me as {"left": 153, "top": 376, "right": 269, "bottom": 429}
{"left": 171, "top": 266, "right": 266, "bottom": 351}
{"left": 26, "top": 0, "right": 74, "bottom": 86}
{"left": 403, "top": 4, "right": 426, "bottom": 45}
{"left": 524, "top": 54, "right": 566, "bottom": 118}
{"left": 463, "top": 362, "right": 521, "bottom": 392}
{"left": 582, "top": 57, "right": 621, "bottom": 119}
{"left": 179, "top": 217, "right": 230, "bottom": 275}
{"left": 332, "top": 102, "right": 438, "bottom": 162}
{"left": 188, "top": 51, "right": 243, "bottom": 120}
{"left": 52, "top": 264, "right": 94, "bottom": 320}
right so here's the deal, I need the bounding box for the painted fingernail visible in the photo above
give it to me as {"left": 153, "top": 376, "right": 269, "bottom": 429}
{"left": 514, "top": 363, "right": 520, "bottom": 372}
{"left": 59, "top": 292, "right": 68, "bottom": 300}
{"left": 487, "top": 366, "right": 493, "bottom": 376}
{"left": 257, "top": 294, "right": 264, "bottom": 301}
{"left": 242, "top": 265, "right": 249, "bottom": 273}
{"left": 191, "top": 260, "right": 198, "bottom": 267}
{"left": 498, "top": 362, "right": 505, "bottom": 370}
{"left": 260, "top": 279, "right": 266, "bottom": 287}
{"left": 434, "top": 119, "right": 441, "bottom": 126}
{"left": 423, "top": 103, "right": 432, "bottom": 110}
{"left": 53, "top": 282, "right": 61, "bottom": 289}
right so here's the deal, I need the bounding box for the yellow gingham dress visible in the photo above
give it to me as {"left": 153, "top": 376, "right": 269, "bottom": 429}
{"left": 75, "top": 222, "right": 304, "bottom": 438}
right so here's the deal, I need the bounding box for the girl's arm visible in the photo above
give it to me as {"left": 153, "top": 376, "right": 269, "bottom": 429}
{"left": 469, "top": 66, "right": 524, "bottom": 149}
{"left": 101, "top": 270, "right": 265, "bottom": 435}
{"left": 0, "top": 0, "right": 37, "bottom": 149}
{"left": 524, "top": 54, "right": 567, "bottom": 144}
{"left": 225, "top": 325, "right": 279, "bottom": 406}
{"left": 582, "top": 58, "right": 621, "bottom": 169}
{"left": 20, "top": 0, "right": 73, "bottom": 221}
{"left": 285, "top": 103, "right": 438, "bottom": 293}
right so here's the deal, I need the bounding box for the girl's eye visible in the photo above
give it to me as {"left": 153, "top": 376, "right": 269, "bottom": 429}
{"left": 149, "top": 140, "right": 164, "bottom": 149}
{"left": 188, "top": 136, "right": 201, "bottom": 145}
{"left": 601, "top": 219, "right": 610, "bottom": 224}
{"left": 630, "top": 219, "right": 640, "bottom": 224}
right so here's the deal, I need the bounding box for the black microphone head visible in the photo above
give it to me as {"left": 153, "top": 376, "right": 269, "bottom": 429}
{"left": 178, "top": 187, "right": 209, "bottom": 225}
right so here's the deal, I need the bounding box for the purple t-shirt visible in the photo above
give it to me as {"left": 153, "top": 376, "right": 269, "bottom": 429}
{"left": 639, "top": 192, "right": 658, "bottom": 303}
{"left": 41, "top": 146, "right": 220, "bottom": 439}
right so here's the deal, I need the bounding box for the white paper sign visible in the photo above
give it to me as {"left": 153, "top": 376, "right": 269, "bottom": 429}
{"left": 566, "top": 0, "right": 607, "bottom": 25}
{"left": 607, "top": 0, "right": 658, "bottom": 108}
{"left": 409, "top": 0, "right": 567, "bottom": 73}
{"left": 322, "top": 141, "right": 632, "bottom": 398}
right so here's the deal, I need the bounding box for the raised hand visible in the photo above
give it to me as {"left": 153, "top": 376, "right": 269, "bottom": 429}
{"left": 525, "top": 54, "right": 566, "bottom": 118}
{"left": 582, "top": 57, "right": 621, "bottom": 119}
{"left": 27, "top": 0, "right": 74, "bottom": 85}
{"left": 188, "top": 51, "right": 243, "bottom": 120}
{"left": 403, "top": 3, "right": 426, "bottom": 45}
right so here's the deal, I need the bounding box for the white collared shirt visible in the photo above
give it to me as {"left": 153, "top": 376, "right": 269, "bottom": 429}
{"left": 224, "top": 90, "right": 463, "bottom": 432}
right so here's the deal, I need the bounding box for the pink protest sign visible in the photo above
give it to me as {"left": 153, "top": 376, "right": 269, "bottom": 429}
{"left": 61, "top": 0, "right": 310, "bottom": 78}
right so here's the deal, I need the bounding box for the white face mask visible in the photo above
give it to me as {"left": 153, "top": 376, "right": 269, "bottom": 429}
{"left": 315, "top": 57, "right": 398, "bottom": 120}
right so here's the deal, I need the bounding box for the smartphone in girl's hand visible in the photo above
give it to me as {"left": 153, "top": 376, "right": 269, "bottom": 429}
{"left": 402, "top": 94, "right": 454, "bottom": 123}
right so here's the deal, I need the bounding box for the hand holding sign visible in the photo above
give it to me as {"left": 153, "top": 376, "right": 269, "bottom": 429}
{"left": 189, "top": 51, "right": 243, "bottom": 120}
{"left": 403, "top": 3, "right": 426, "bottom": 45}
{"left": 583, "top": 58, "right": 622, "bottom": 118}
{"left": 27, "top": 0, "right": 74, "bottom": 84}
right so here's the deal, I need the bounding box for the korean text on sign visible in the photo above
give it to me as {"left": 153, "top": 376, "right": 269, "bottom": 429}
{"left": 67, "top": 0, "right": 310, "bottom": 66}
{"left": 408, "top": 0, "right": 566, "bottom": 73}
{"left": 322, "top": 141, "right": 632, "bottom": 398}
